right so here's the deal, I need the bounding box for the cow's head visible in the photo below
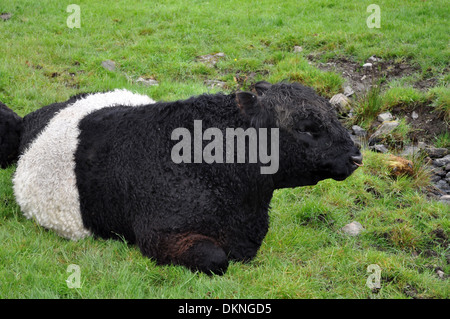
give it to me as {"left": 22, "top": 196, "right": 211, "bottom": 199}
{"left": 236, "top": 81, "right": 362, "bottom": 188}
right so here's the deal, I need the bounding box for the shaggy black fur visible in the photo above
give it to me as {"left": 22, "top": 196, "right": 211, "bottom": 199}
{"left": 1, "top": 82, "right": 362, "bottom": 275}
{"left": 74, "top": 82, "right": 361, "bottom": 274}
{"left": 0, "top": 102, "right": 23, "bottom": 168}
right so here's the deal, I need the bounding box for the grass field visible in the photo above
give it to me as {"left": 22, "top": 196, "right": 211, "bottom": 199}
{"left": 0, "top": 0, "right": 449, "bottom": 299}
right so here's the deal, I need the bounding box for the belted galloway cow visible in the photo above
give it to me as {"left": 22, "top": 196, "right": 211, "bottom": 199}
{"left": 0, "top": 82, "right": 362, "bottom": 274}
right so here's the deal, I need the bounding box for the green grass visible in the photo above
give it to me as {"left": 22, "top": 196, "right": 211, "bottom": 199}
{"left": 0, "top": 0, "right": 449, "bottom": 299}
{"left": 1, "top": 0, "right": 449, "bottom": 112}
{"left": 352, "top": 83, "right": 449, "bottom": 130}
{"left": 1, "top": 151, "right": 448, "bottom": 299}
{"left": 352, "top": 84, "right": 385, "bottom": 127}
{"left": 434, "top": 132, "right": 450, "bottom": 149}
{"left": 428, "top": 86, "right": 450, "bottom": 121}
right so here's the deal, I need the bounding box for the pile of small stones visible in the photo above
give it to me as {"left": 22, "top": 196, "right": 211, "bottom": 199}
{"left": 429, "top": 153, "right": 450, "bottom": 199}
{"left": 329, "top": 101, "right": 450, "bottom": 204}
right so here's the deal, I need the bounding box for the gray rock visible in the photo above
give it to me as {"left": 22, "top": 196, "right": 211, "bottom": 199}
{"left": 344, "top": 86, "right": 354, "bottom": 97}
{"left": 436, "top": 269, "right": 445, "bottom": 279}
{"left": 377, "top": 112, "right": 393, "bottom": 122}
{"left": 347, "top": 110, "right": 354, "bottom": 118}
{"left": 426, "top": 147, "right": 449, "bottom": 159}
{"left": 196, "top": 52, "right": 226, "bottom": 67}
{"left": 431, "top": 174, "right": 442, "bottom": 183}
{"left": 367, "top": 55, "right": 382, "bottom": 62}
{"left": 439, "top": 195, "right": 450, "bottom": 204}
{"left": 341, "top": 221, "right": 364, "bottom": 236}
{"left": 204, "top": 79, "right": 227, "bottom": 89}
{"left": 293, "top": 46, "right": 303, "bottom": 53}
{"left": 417, "top": 142, "right": 428, "bottom": 149}
{"left": 411, "top": 111, "right": 419, "bottom": 120}
{"left": 136, "top": 77, "right": 159, "bottom": 86}
{"left": 370, "top": 144, "right": 389, "bottom": 153}
{"left": 435, "top": 180, "right": 450, "bottom": 192}
{"left": 351, "top": 125, "right": 367, "bottom": 137}
{"left": 368, "top": 121, "right": 399, "bottom": 144}
{"left": 445, "top": 163, "right": 450, "bottom": 171}
{"left": 363, "top": 63, "right": 373, "bottom": 69}
{"left": 433, "top": 155, "right": 450, "bottom": 167}
{"left": 101, "top": 60, "right": 116, "bottom": 71}
{"left": 329, "top": 93, "right": 351, "bottom": 113}
{"left": 432, "top": 167, "right": 447, "bottom": 177}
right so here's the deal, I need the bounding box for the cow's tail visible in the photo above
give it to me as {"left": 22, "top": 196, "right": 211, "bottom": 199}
{"left": 0, "top": 102, "right": 23, "bottom": 169}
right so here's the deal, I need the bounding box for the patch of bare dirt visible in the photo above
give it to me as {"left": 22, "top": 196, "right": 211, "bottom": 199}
{"left": 391, "top": 103, "right": 448, "bottom": 144}
{"left": 308, "top": 55, "right": 440, "bottom": 95}
{"left": 310, "top": 55, "right": 447, "bottom": 146}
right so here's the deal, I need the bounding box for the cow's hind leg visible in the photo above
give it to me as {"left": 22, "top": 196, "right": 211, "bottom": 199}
{"left": 173, "top": 234, "right": 229, "bottom": 275}
{"left": 138, "top": 232, "right": 228, "bottom": 275}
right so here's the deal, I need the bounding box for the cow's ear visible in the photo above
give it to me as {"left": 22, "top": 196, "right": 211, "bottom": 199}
{"left": 236, "top": 91, "right": 258, "bottom": 112}
{"left": 236, "top": 91, "right": 271, "bottom": 127}
{"left": 254, "top": 81, "right": 272, "bottom": 95}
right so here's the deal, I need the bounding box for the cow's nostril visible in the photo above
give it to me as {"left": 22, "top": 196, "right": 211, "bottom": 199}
{"left": 351, "top": 155, "right": 363, "bottom": 166}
